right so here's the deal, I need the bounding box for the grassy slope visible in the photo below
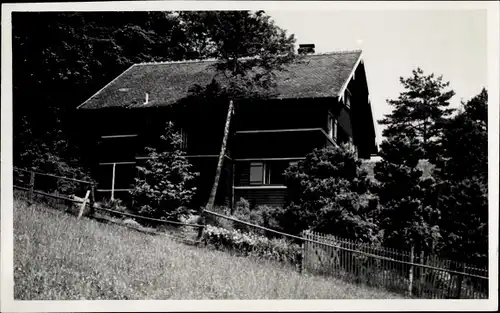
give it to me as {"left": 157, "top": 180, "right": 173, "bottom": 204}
{"left": 14, "top": 199, "right": 404, "bottom": 300}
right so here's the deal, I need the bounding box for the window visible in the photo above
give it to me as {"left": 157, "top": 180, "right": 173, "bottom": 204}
{"left": 327, "top": 113, "right": 338, "bottom": 141}
{"left": 345, "top": 93, "right": 352, "bottom": 108}
{"left": 250, "top": 162, "right": 264, "bottom": 185}
{"left": 249, "top": 161, "right": 292, "bottom": 185}
{"left": 179, "top": 128, "right": 188, "bottom": 150}
{"left": 328, "top": 114, "right": 333, "bottom": 138}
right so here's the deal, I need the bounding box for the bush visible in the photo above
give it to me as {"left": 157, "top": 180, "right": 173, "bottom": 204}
{"left": 129, "top": 122, "right": 199, "bottom": 221}
{"left": 281, "top": 145, "right": 379, "bottom": 242}
{"left": 201, "top": 225, "right": 302, "bottom": 268}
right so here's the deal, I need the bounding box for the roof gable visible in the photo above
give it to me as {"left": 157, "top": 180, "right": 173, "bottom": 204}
{"left": 78, "top": 50, "right": 363, "bottom": 109}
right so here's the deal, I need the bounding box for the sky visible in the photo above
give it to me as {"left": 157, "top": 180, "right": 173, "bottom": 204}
{"left": 267, "top": 10, "right": 487, "bottom": 145}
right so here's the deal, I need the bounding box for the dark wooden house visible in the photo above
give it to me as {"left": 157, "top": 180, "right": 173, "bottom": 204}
{"left": 77, "top": 49, "right": 377, "bottom": 209}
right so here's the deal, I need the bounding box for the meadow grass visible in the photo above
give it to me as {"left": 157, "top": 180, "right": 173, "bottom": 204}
{"left": 14, "top": 198, "right": 405, "bottom": 300}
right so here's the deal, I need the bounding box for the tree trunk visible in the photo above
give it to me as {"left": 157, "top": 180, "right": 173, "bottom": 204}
{"left": 197, "top": 100, "right": 234, "bottom": 239}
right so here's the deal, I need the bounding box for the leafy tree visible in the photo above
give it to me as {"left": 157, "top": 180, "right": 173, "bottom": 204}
{"left": 174, "top": 11, "right": 298, "bottom": 226}
{"left": 379, "top": 68, "right": 455, "bottom": 158}
{"left": 129, "top": 122, "right": 199, "bottom": 221}
{"left": 281, "top": 145, "right": 379, "bottom": 242}
{"left": 433, "top": 89, "right": 488, "bottom": 265}
{"left": 179, "top": 10, "right": 297, "bottom": 99}
{"left": 12, "top": 12, "right": 204, "bottom": 171}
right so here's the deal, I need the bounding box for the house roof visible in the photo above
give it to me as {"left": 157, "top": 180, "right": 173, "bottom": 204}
{"left": 78, "top": 50, "right": 363, "bottom": 110}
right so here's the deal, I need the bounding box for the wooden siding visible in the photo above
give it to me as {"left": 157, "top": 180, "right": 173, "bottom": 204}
{"left": 234, "top": 187, "right": 288, "bottom": 208}
{"left": 235, "top": 161, "right": 250, "bottom": 186}
{"left": 188, "top": 157, "right": 233, "bottom": 208}
{"left": 234, "top": 99, "right": 330, "bottom": 131}
{"left": 233, "top": 130, "right": 329, "bottom": 159}
{"left": 338, "top": 107, "right": 353, "bottom": 138}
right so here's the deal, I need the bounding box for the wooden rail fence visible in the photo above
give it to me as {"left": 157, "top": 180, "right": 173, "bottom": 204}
{"left": 13, "top": 167, "right": 204, "bottom": 231}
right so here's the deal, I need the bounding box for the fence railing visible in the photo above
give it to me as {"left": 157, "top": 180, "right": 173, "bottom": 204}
{"left": 203, "top": 209, "right": 488, "bottom": 299}
{"left": 12, "top": 168, "right": 489, "bottom": 299}
{"left": 13, "top": 167, "right": 204, "bottom": 239}
{"left": 13, "top": 167, "right": 96, "bottom": 218}
{"left": 302, "top": 230, "right": 488, "bottom": 299}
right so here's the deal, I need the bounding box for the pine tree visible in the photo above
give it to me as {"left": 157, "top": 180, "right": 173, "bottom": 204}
{"left": 130, "top": 122, "right": 199, "bottom": 221}
{"left": 374, "top": 134, "right": 442, "bottom": 253}
{"left": 433, "top": 89, "right": 488, "bottom": 265}
{"left": 379, "top": 68, "right": 455, "bottom": 158}
{"left": 373, "top": 67, "right": 455, "bottom": 253}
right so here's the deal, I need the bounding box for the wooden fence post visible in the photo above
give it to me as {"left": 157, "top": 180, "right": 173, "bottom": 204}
{"left": 28, "top": 171, "right": 36, "bottom": 205}
{"left": 111, "top": 163, "right": 116, "bottom": 201}
{"left": 90, "top": 183, "right": 96, "bottom": 216}
{"left": 455, "top": 263, "right": 464, "bottom": 299}
{"left": 408, "top": 245, "right": 414, "bottom": 297}
{"left": 301, "top": 231, "right": 307, "bottom": 274}
{"left": 77, "top": 190, "right": 91, "bottom": 219}
{"left": 419, "top": 250, "right": 425, "bottom": 296}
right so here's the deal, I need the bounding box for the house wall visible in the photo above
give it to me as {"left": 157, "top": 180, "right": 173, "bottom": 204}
{"left": 188, "top": 157, "right": 233, "bottom": 208}
{"left": 83, "top": 94, "right": 368, "bottom": 207}
{"left": 234, "top": 98, "right": 330, "bottom": 131}
{"left": 233, "top": 130, "right": 330, "bottom": 159}
{"left": 234, "top": 188, "right": 288, "bottom": 208}
{"left": 343, "top": 62, "right": 377, "bottom": 158}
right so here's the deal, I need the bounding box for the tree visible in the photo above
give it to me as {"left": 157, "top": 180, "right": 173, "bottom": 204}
{"left": 433, "top": 89, "right": 488, "bottom": 265}
{"left": 175, "top": 11, "right": 297, "bottom": 222}
{"left": 433, "top": 88, "right": 487, "bottom": 182}
{"left": 281, "top": 145, "right": 379, "bottom": 242}
{"left": 379, "top": 68, "right": 455, "bottom": 158}
{"left": 374, "top": 134, "right": 442, "bottom": 253}
{"left": 129, "top": 122, "right": 199, "bottom": 221}
{"left": 12, "top": 12, "right": 204, "bottom": 172}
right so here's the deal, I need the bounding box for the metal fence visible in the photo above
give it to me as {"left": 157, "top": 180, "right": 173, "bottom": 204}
{"left": 302, "top": 230, "right": 488, "bottom": 299}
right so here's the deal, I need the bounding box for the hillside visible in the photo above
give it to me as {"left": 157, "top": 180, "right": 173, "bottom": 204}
{"left": 13, "top": 198, "right": 404, "bottom": 300}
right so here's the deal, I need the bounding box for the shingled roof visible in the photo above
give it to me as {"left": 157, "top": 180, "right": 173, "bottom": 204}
{"left": 78, "top": 50, "right": 363, "bottom": 110}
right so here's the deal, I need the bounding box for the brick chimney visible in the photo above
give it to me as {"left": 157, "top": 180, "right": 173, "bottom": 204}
{"left": 298, "top": 44, "right": 315, "bottom": 55}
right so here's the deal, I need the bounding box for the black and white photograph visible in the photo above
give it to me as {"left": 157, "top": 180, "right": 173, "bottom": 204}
{"left": 1, "top": 1, "right": 498, "bottom": 311}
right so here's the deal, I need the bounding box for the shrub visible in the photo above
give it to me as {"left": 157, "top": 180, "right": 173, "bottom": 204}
{"left": 201, "top": 225, "right": 302, "bottom": 268}
{"left": 129, "top": 122, "right": 199, "bottom": 221}
{"left": 281, "top": 145, "right": 379, "bottom": 242}
{"left": 98, "top": 198, "right": 128, "bottom": 212}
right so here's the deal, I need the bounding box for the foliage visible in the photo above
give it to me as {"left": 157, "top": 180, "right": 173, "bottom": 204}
{"left": 201, "top": 225, "right": 302, "bottom": 268}
{"left": 372, "top": 67, "right": 458, "bottom": 253}
{"left": 281, "top": 145, "right": 379, "bottom": 242}
{"left": 224, "top": 199, "right": 284, "bottom": 236}
{"left": 13, "top": 12, "right": 205, "bottom": 171}
{"left": 129, "top": 122, "right": 199, "bottom": 221}
{"left": 374, "top": 134, "right": 442, "bottom": 253}
{"left": 179, "top": 11, "right": 298, "bottom": 100}
{"left": 433, "top": 88, "right": 487, "bottom": 183}
{"left": 436, "top": 177, "right": 488, "bottom": 265}
{"left": 432, "top": 89, "right": 488, "bottom": 265}
{"left": 97, "top": 198, "right": 128, "bottom": 212}
{"left": 379, "top": 68, "right": 455, "bottom": 158}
